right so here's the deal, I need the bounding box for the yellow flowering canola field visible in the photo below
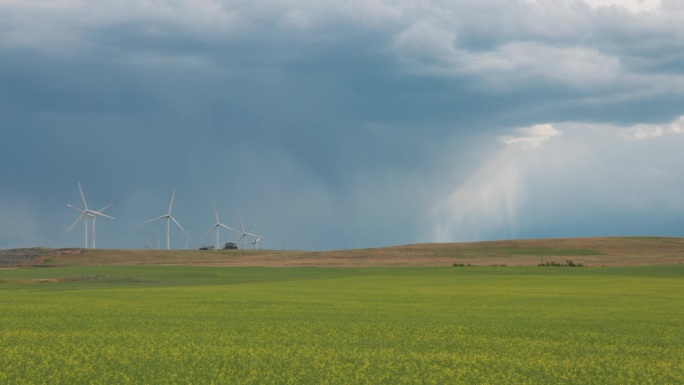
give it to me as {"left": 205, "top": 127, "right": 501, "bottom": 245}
{"left": 1, "top": 266, "right": 683, "bottom": 384}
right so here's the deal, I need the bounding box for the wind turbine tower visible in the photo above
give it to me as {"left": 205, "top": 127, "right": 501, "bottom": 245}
{"left": 89, "top": 201, "right": 115, "bottom": 249}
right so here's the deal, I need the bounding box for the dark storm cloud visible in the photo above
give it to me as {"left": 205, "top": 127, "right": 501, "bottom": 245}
{"left": 1, "top": 0, "right": 683, "bottom": 249}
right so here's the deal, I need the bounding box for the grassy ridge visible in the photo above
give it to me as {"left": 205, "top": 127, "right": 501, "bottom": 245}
{"left": 3, "top": 236, "right": 684, "bottom": 267}
{"left": 1, "top": 265, "right": 683, "bottom": 384}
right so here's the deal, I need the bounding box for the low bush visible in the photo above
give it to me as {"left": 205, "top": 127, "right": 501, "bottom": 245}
{"left": 538, "top": 260, "right": 584, "bottom": 267}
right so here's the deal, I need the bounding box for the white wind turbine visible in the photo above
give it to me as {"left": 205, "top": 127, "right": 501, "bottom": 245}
{"left": 88, "top": 201, "right": 115, "bottom": 249}
{"left": 145, "top": 190, "right": 187, "bottom": 250}
{"left": 247, "top": 225, "right": 263, "bottom": 250}
{"left": 250, "top": 234, "right": 263, "bottom": 250}
{"left": 236, "top": 217, "right": 257, "bottom": 251}
{"left": 67, "top": 182, "right": 115, "bottom": 249}
{"left": 201, "top": 201, "right": 238, "bottom": 250}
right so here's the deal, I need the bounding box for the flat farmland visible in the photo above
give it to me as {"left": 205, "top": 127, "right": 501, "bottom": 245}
{"left": 1, "top": 264, "right": 683, "bottom": 384}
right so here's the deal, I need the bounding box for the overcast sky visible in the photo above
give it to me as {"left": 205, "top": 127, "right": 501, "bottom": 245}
{"left": 1, "top": 0, "right": 683, "bottom": 251}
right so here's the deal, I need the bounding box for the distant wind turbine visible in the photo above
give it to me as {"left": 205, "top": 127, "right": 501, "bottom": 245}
{"left": 201, "top": 201, "right": 238, "bottom": 250}
{"left": 145, "top": 190, "right": 187, "bottom": 250}
{"left": 250, "top": 234, "right": 263, "bottom": 250}
{"left": 236, "top": 217, "right": 257, "bottom": 251}
{"left": 67, "top": 182, "right": 114, "bottom": 249}
{"left": 88, "top": 201, "right": 115, "bottom": 249}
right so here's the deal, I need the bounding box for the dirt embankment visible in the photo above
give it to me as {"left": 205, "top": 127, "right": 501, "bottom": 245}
{"left": 3, "top": 237, "right": 684, "bottom": 268}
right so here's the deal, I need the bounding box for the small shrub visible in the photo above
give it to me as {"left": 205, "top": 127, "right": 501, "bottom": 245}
{"left": 538, "top": 260, "right": 584, "bottom": 267}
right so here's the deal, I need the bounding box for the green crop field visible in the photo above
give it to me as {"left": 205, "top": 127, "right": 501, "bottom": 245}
{"left": 1, "top": 265, "right": 683, "bottom": 384}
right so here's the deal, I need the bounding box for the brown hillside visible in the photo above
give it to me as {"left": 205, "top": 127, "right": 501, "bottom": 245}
{"left": 2, "top": 237, "right": 684, "bottom": 267}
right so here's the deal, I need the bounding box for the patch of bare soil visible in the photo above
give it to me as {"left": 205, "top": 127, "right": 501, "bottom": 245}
{"left": 1, "top": 275, "right": 107, "bottom": 284}
{"left": 0, "top": 248, "right": 82, "bottom": 267}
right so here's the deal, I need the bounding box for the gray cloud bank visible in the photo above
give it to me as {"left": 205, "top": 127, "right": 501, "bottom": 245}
{"left": 1, "top": 0, "right": 683, "bottom": 250}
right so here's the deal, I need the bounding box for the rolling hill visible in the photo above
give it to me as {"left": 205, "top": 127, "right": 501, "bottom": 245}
{"left": 2, "top": 236, "right": 684, "bottom": 267}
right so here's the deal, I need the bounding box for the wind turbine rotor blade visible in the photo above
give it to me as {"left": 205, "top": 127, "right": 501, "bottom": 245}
{"left": 218, "top": 224, "right": 238, "bottom": 233}
{"left": 67, "top": 212, "right": 86, "bottom": 232}
{"left": 98, "top": 201, "right": 116, "bottom": 213}
{"left": 168, "top": 190, "right": 176, "bottom": 214}
{"left": 239, "top": 217, "right": 246, "bottom": 233}
{"left": 90, "top": 210, "right": 115, "bottom": 220}
{"left": 145, "top": 214, "right": 168, "bottom": 223}
{"left": 213, "top": 200, "right": 219, "bottom": 223}
{"left": 201, "top": 225, "right": 217, "bottom": 240}
{"left": 78, "top": 182, "right": 88, "bottom": 210}
{"left": 170, "top": 216, "right": 187, "bottom": 235}
{"left": 68, "top": 204, "right": 85, "bottom": 213}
